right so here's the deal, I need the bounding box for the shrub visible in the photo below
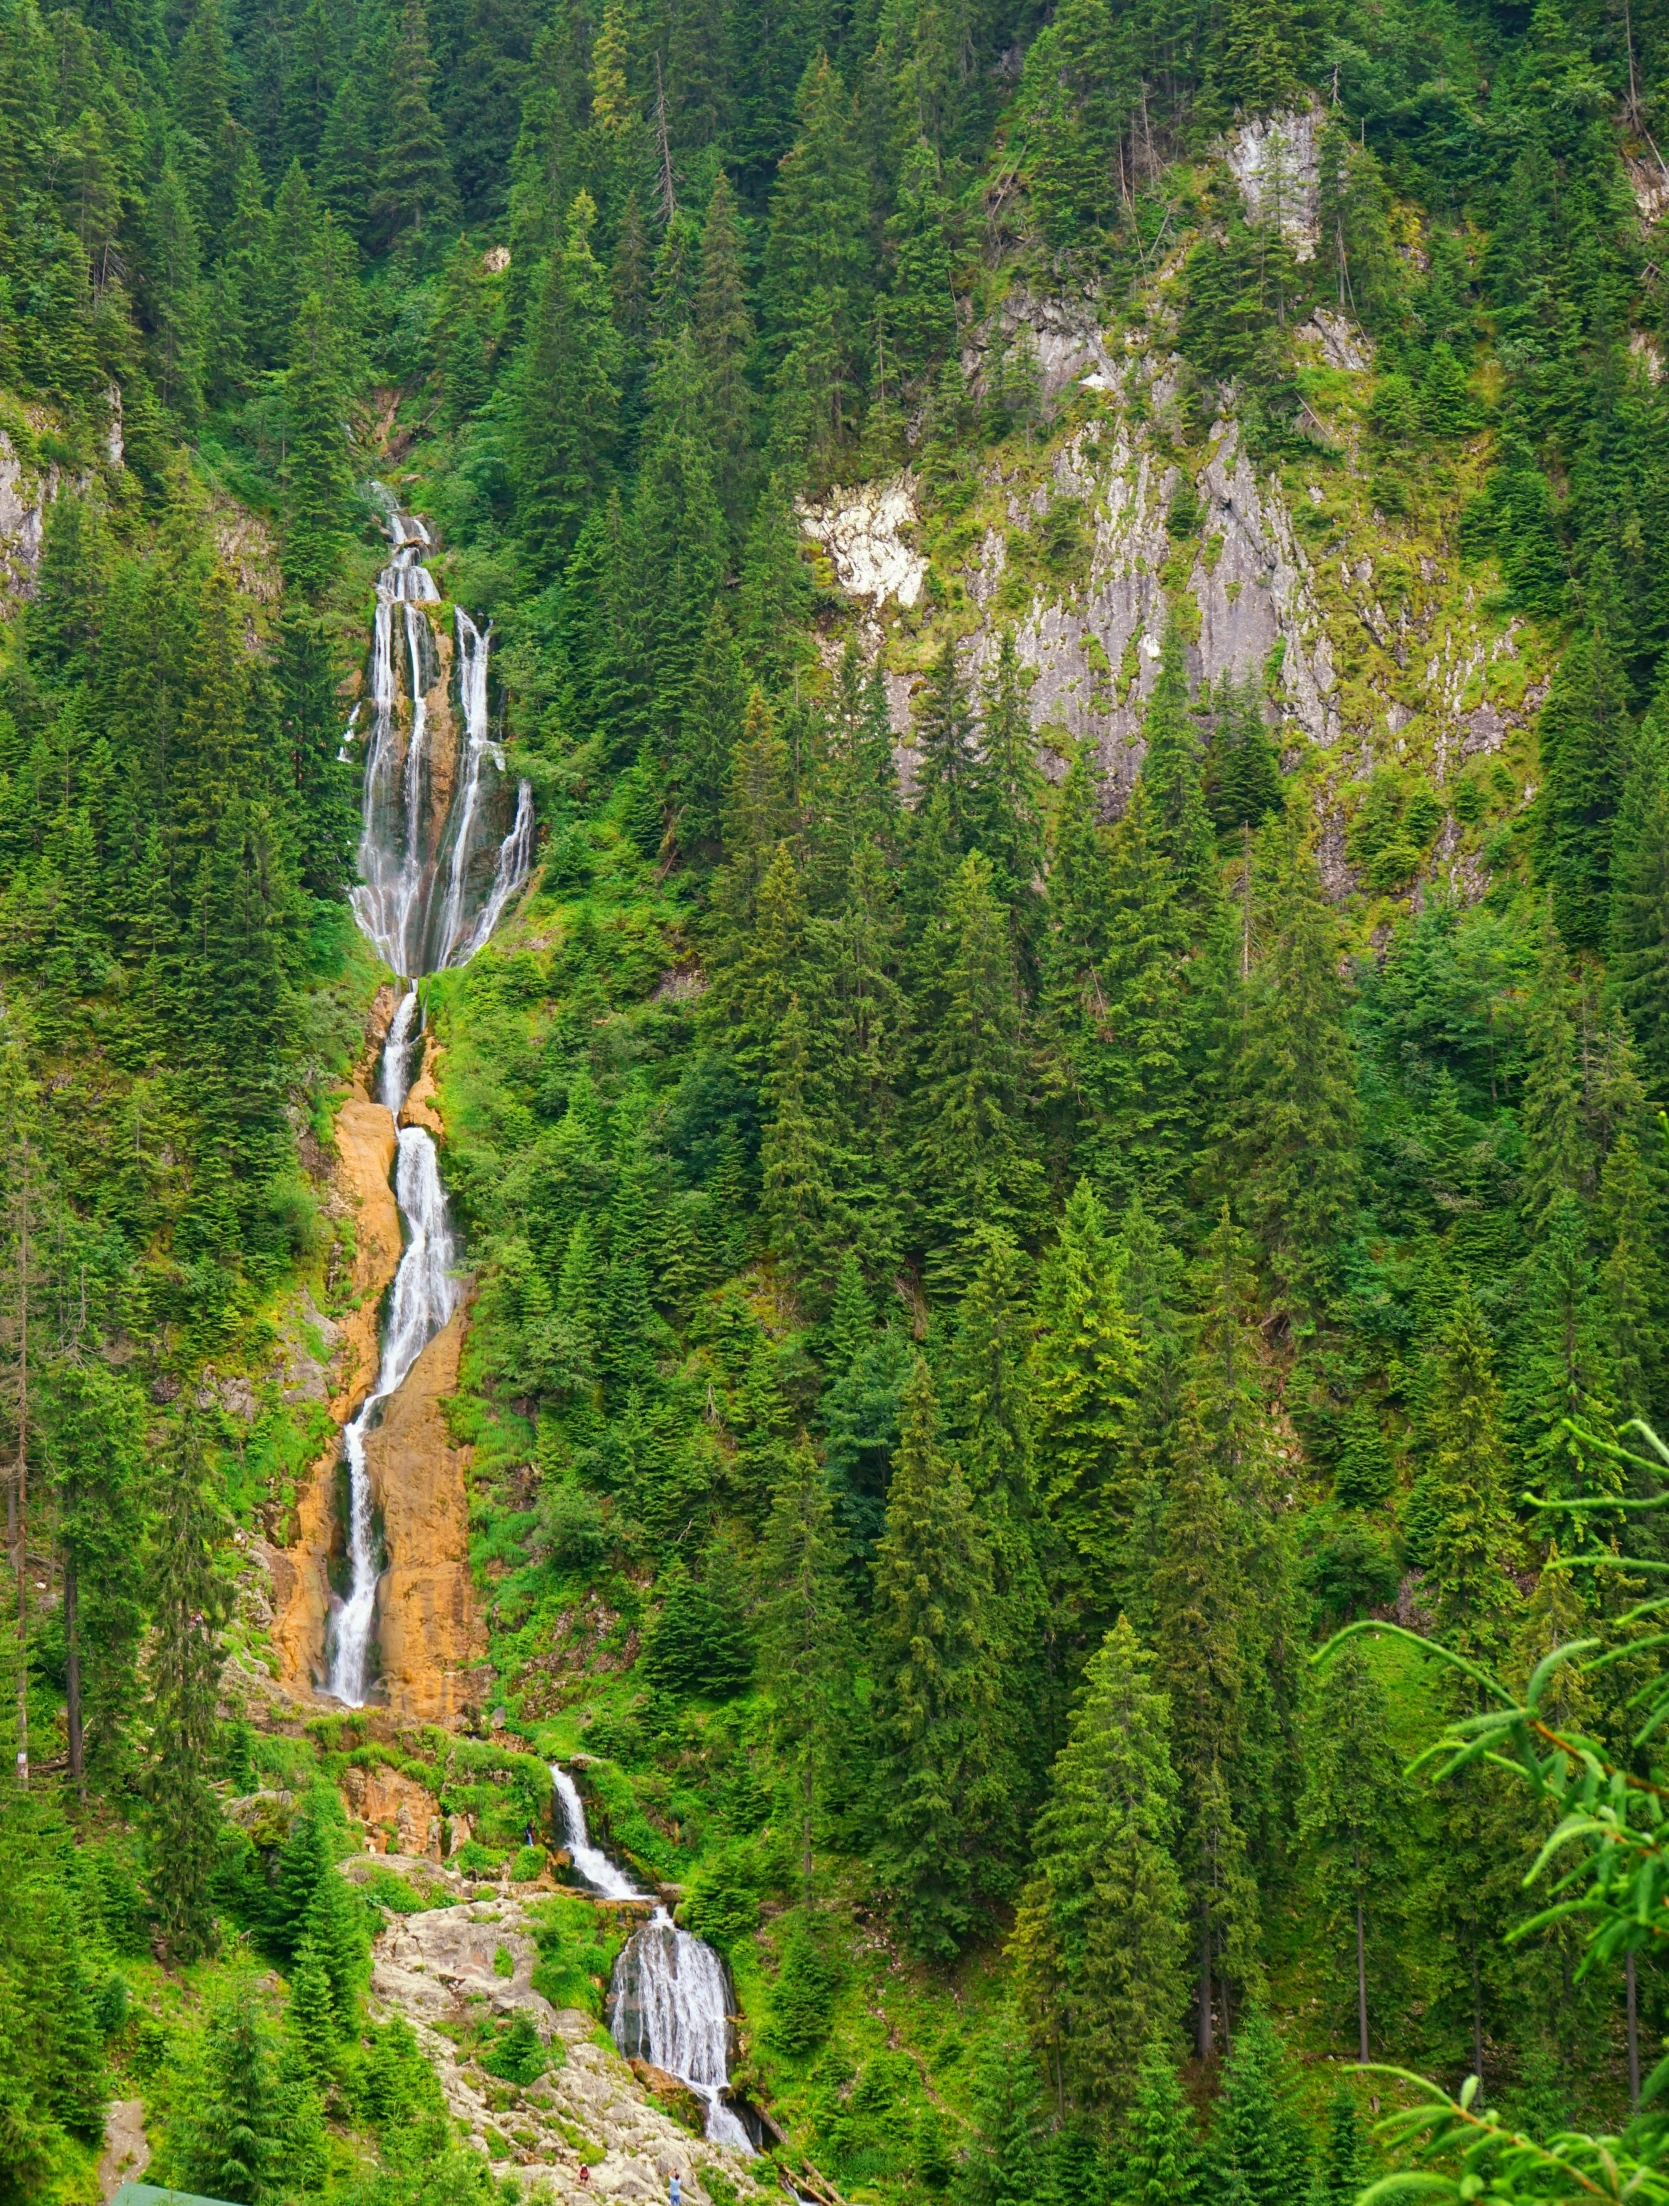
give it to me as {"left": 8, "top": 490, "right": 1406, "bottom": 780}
{"left": 479, "top": 2011, "right": 549, "bottom": 2085}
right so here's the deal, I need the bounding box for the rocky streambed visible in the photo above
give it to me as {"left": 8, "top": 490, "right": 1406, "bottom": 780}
{"left": 349, "top": 1860, "right": 765, "bottom": 2203}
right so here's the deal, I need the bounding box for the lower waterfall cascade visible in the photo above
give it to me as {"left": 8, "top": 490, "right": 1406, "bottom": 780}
{"left": 323, "top": 499, "right": 533, "bottom": 1707}
{"left": 552, "top": 1766, "right": 754, "bottom": 2152}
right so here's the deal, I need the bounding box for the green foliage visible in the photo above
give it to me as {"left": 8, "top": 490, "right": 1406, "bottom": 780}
{"left": 479, "top": 2010, "right": 550, "bottom": 2084}
{"left": 1010, "top": 1617, "right": 1187, "bottom": 2119}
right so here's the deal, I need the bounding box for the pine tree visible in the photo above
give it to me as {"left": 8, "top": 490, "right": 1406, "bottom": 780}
{"left": 510, "top": 190, "right": 623, "bottom": 573}
{"left": 286, "top": 1936, "right": 339, "bottom": 2079}
{"left": 1122, "top": 2030, "right": 1202, "bottom": 2206}
{"left": 1535, "top": 601, "right": 1633, "bottom": 952}
{"left": 282, "top": 294, "right": 352, "bottom": 599}
{"left": 1419, "top": 1285, "right": 1521, "bottom": 1656}
{"left": 870, "top": 1359, "right": 1008, "bottom": 1956}
{"left": 371, "top": 0, "right": 458, "bottom": 256}
{"left": 693, "top": 170, "right": 756, "bottom": 542}
{"left": 913, "top": 638, "right": 978, "bottom": 851}
{"left": 757, "top": 1441, "right": 850, "bottom": 1891}
{"left": 1609, "top": 712, "right": 1669, "bottom": 1095}
{"left": 145, "top": 1413, "right": 230, "bottom": 1962}
{"left": 1009, "top": 1617, "right": 1187, "bottom": 2118}
{"left": 1215, "top": 808, "right": 1359, "bottom": 1322}
{"left": 910, "top": 851, "right": 1045, "bottom": 1288}
{"left": 1030, "top": 1180, "right": 1144, "bottom": 1603}
{"left": 1208, "top": 2009, "right": 1311, "bottom": 2206}
{"left": 1300, "top": 1637, "right": 1411, "bottom": 2059}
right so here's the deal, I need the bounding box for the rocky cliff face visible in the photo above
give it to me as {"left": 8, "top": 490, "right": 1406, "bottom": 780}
{"left": 359, "top": 1873, "right": 763, "bottom": 2201}
{"left": 364, "top": 1303, "right": 490, "bottom": 1725}
{"left": 803, "top": 286, "right": 1548, "bottom": 905}
{"left": 267, "top": 1085, "right": 403, "bottom": 1699}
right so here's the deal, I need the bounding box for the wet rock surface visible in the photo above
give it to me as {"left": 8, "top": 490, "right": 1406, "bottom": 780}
{"left": 365, "top": 1882, "right": 763, "bottom": 2201}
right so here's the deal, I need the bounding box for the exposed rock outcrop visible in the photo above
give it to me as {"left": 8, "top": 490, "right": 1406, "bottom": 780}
{"left": 363, "top": 1305, "right": 488, "bottom": 1727}
{"left": 267, "top": 1090, "right": 401, "bottom": 1699}
{"left": 366, "top": 1885, "right": 763, "bottom": 2199}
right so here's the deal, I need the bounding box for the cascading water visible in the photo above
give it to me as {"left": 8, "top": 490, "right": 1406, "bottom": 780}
{"left": 324, "top": 501, "right": 534, "bottom": 1707}
{"left": 551, "top": 1765, "right": 754, "bottom": 2152}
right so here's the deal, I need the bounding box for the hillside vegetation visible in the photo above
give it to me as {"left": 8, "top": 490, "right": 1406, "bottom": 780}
{"left": 4, "top": 0, "right": 1669, "bottom": 2196}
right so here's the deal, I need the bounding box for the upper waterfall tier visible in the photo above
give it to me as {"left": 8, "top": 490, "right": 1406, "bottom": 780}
{"left": 351, "top": 502, "right": 534, "bottom": 981}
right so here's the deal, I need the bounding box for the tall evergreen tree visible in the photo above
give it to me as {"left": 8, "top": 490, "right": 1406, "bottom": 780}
{"left": 757, "top": 1441, "right": 850, "bottom": 1891}
{"left": 510, "top": 190, "right": 623, "bottom": 572}
{"left": 1300, "top": 1637, "right": 1412, "bottom": 2059}
{"left": 1009, "top": 1616, "right": 1188, "bottom": 2119}
{"left": 1214, "top": 809, "right": 1358, "bottom": 1322}
{"left": 371, "top": 0, "right": 458, "bottom": 255}
{"left": 145, "top": 1414, "right": 231, "bottom": 1962}
{"left": 910, "top": 851, "right": 1045, "bottom": 1287}
{"left": 870, "top": 1358, "right": 1008, "bottom": 1956}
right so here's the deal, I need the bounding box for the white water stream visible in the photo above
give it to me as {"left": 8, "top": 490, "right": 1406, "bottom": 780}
{"left": 325, "top": 502, "right": 534, "bottom": 1707}
{"left": 551, "top": 1765, "right": 754, "bottom": 2152}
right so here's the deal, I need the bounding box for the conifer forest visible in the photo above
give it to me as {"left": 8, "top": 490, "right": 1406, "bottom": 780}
{"left": 10, "top": 0, "right": 1669, "bottom": 2192}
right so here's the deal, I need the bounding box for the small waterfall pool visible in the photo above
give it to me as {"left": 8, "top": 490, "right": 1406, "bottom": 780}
{"left": 551, "top": 1764, "right": 754, "bottom": 2152}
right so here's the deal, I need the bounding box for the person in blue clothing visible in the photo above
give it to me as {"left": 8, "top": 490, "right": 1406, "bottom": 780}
{"left": 669, "top": 2174, "right": 681, "bottom": 2206}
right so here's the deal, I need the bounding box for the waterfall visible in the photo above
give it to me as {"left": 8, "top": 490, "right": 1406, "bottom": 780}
{"left": 550, "top": 1765, "right": 646, "bottom": 1902}
{"left": 350, "top": 501, "right": 532, "bottom": 980}
{"left": 323, "top": 500, "right": 533, "bottom": 1706}
{"left": 326, "top": 992, "right": 460, "bottom": 1706}
{"left": 551, "top": 1764, "right": 754, "bottom": 2153}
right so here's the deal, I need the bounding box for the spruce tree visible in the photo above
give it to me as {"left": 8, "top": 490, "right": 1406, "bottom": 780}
{"left": 511, "top": 190, "right": 623, "bottom": 573}
{"left": 1215, "top": 808, "right": 1358, "bottom": 1322}
{"left": 145, "top": 1413, "right": 230, "bottom": 1963}
{"left": 1535, "top": 602, "right": 1633, "bottom": 952}
{"left": 913, "top": 638, "right": 978, "bottom": 851}
{"left": 760, "top": 992, "right": 841, "bottom": 1302}
{"left": 1009, "top": 1617, "right": 1187, "bottom": 2118}
{"left": 693, "top": 170, "right": 757, "bottom": 542}
{"left": 44, "top": 1362, "right": 145, "bottom": 1797}
{"left": 281, "top": 293, "right": 352, "bottom": 599}
{"left": 870, "top": 1359, "right": 1008, "bottom": 1956}
{"left": 371, "top": 0, "right": 457, "bottom": 257}
{"left": 1208, "top": 2009, "right": 1311, "bottom": 2206}
{"left": 1123, "top": 2030, "right": 1202, "bottom": 2206}
{"left": 1300, "top": 1637, "right": 1411, "bottom": 2059}
{"left": 1312, "top": 2084, "right": 1369, "bottom": 2206}
{"left": 286, "top": 1936, "right": 339, "bottom": 2079}
{"left": 1029, "top": 1180, "right": 1143, "bottom": 1604}
{"left": 969, "top": 630, "right": 1046, "bottom": 938}
{"left": 960, "top": 2025, "right": 1045, "bottom": 2206}
{"left": 1419, "top": 1285, "right": 1520, "bottom": 1656}
{"left": 910, "top": 850, "right": 1045, "bottom": 1288}
{"left": 1609, "top": 713, "right": 1669, "bottom": 1094}
{"left": 757, "top": 1441, "right": 850, "bottom": 1891}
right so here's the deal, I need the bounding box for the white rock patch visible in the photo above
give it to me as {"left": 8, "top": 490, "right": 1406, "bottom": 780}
{"left": 799, "top": 476, "right": 926, "bottom": 607}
